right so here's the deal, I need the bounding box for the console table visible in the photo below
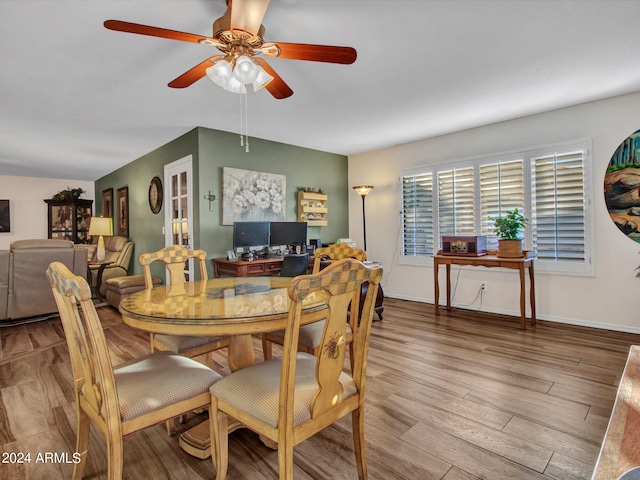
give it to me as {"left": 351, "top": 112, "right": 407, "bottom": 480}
{"left": 592, "top": 345, "right": 640, "bottom": 479}
{"left": 433, "top": 252, "right": 536, "bottom": 329}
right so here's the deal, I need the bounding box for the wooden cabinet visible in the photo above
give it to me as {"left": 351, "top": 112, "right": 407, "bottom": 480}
{"left": 45, "top": 199, "right": 93, "bottom": 244}
{"left": 297, "top": 192, "right": 328, "bottom": 226}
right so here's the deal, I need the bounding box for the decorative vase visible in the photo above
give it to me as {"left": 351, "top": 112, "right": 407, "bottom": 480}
{"left": 497, "top": 239, "right": 523, "bottom": 258}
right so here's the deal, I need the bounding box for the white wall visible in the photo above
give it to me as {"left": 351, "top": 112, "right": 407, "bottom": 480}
{"left": 0, "top": 175, "right": 95, "bottom": 250}
{"left": 349, "top": 91, "right": 640, "bottom": 333}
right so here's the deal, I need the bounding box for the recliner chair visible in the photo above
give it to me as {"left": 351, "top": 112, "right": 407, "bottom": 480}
{"left": 88, "top": 236, "right": 134, "bottom": 296}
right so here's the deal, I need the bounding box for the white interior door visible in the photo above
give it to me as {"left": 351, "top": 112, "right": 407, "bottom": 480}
{"left": 164, "top": 156, "right": 194, "bottom": 281}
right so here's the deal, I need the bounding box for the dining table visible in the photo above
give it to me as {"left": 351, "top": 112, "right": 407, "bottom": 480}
{"left": 119, "top": 275, "right": 328, "bottom": 458}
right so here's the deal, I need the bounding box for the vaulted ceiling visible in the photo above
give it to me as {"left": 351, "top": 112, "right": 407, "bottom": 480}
{"left": 2, "top": 0, "right": 640, "bottom": 181}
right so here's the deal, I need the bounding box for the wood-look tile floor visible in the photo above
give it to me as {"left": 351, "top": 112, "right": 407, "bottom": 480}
{"left": 0, "top": 298, "right": 638, "bottom": 480}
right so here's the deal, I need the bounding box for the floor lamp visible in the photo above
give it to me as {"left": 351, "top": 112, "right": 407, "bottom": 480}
{"left": 353, "top": 185, "right": 373, "bottom": 251}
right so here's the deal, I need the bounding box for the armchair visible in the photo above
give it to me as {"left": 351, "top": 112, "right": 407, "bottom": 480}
{"left": 88, "top": 236, "right": 134, "bottom": 296}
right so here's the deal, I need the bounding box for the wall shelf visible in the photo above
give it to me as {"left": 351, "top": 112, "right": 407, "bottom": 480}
{"left": 297, "top": 192, "right": 328, "bottom": 226}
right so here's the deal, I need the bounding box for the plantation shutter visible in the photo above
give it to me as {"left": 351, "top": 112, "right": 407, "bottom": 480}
{"left": 438, "top": 167, "right": 475, "bottom": 239}
{"left": 531, "top": 150, "right": 586, "bottom": 262}
{"left": 401, "top": 171, "right": 434, "bottom": 256}
{"left": 479, "top": 160, "right": 525, "bottom": 250}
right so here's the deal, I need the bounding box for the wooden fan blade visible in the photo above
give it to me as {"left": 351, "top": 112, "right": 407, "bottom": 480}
{"left": 168, "top": 56, "right": 223, "bottom": 88}
{"left": 104, "top": 20, "right": 218, "bottom": 45}
{"left": 230, "top": 0, "right": 270, "bottom": 36}
{"left": 254, "top": 59, "right": 293, "bottom": 99}
{"left": 263, "top": 42, "right": 357, "bottom": 64}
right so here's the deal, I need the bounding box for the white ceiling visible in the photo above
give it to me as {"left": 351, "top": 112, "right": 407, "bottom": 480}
{"left": 2, "top": 0, "right": 640, "bottom": 181}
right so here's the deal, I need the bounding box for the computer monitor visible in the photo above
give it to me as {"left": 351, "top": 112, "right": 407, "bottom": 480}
{"left": 233, "top": 221, "right": 270, "bottom": 250}
{"left": 270, "top": 221, "right": 308, "bottom": 247}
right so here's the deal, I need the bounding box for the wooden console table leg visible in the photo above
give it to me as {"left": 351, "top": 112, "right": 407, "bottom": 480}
{"left": 529, "top": 262, "right": 536, "bottom": 326}
{"left": 519, "top": 265, "right": 526, "bottom": 329}
{"left": 434, "top": 259, "right": 440, "bottom": 315}
{"left": 445, "top": 264, "right": 452, "bottom": 311}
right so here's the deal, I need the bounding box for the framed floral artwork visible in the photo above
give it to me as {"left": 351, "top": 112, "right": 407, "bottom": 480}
{"left": 116, "top": 186, "right": 129, "bottom": 237}
{"left": 222, "top": 167, "right": 286, "bottom": 225}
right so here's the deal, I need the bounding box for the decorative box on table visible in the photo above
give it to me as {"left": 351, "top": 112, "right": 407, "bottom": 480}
{"left": 441, "top": 236, "right": 487, "bottom": 256}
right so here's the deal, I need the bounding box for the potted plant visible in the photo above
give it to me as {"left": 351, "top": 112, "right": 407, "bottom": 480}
{"left": 489, "top": 208, "right": 528, "bottom": 258}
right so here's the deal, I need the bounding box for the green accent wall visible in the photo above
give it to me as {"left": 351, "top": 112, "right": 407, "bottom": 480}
{"left": 95, "top": 127, "right": 349, "bottom": 278}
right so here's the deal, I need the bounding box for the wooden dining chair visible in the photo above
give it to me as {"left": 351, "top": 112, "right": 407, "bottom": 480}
{"left": 261, "top": 253, "right": 310, "bottom": 359}
{"left": 46, "top": 262, "right": 222, "bottom": 480}
{"left": 262, "top": 244, "right": 367, "bottom": 361}
{"left": 311, "top": 243, "right": 367, "bottom": 273}
{"left": 209, "top": 258, "right": 383, "bottom": 480}
{"left": 139, "top": 246, "right": 231, "bottom": 368}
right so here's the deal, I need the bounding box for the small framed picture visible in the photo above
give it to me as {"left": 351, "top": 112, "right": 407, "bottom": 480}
{"left": 116, "top": 186, "right": 129, "bottom": 237}
{"left": 226, "top": 250, "right": 236, "bottom": 260}
{"left": 0, "top": 200, "right": 10, "bottom": 233}
{"left": 102, "top": 188, "right": 113, "bottom": 218}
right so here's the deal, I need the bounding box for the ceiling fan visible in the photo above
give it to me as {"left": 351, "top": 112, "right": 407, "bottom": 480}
{"left": 104, "top": 0, "right": 357, "bottom": 99}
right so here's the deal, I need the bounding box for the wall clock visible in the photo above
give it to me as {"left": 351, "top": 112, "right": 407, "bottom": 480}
{"left": 148, "top": 176, "right": 163, "bottom": 214}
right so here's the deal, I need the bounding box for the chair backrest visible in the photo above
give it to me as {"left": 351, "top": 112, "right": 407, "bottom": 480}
{"left": 312, "top": 243, "right": 367, "bottom": 273}
{"left": 94, "top": 235, "right": 134, "bottom": 270}
{"left": 46, "top": 262, "right": 119, "bottom": 432}
{"left": 279, "top": 253, "right": 309, "bottom": 277}
{"left": 139, "top": 246, "right": 207, "bottom": 289}
{"left": 282, "top": 258, "right": 382, "bottom": 421}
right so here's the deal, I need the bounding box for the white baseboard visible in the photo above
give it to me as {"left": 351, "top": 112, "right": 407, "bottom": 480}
{"left": 384, "top": 293, "right": 640, "bottom": 335}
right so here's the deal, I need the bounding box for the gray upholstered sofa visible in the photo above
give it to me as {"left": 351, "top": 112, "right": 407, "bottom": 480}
{"left": 0, "top": 239, "right": 88, "bottom": 322}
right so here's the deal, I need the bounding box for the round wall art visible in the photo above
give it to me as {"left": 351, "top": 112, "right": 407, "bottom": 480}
{"left": 604, "top": 129, "right": 640, "bottom": 243}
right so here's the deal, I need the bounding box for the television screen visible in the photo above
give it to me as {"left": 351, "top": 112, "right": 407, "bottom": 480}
{"left": 233, "top": 221, "right": 270, "bottom": 250}
{"left": 270, "top": 221, "right": 308, "bottom": 246}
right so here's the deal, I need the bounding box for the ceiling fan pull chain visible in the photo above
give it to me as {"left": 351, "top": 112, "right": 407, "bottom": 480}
{"left": 239, "top": 94, "right": 244, "bottom": 147}
{"left": 245, "top": 91, "right": 250, "bottom": 153}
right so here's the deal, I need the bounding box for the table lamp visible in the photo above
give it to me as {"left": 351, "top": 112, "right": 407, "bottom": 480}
{"left": 89, "top": 217, "right": 113, "bottom": 261}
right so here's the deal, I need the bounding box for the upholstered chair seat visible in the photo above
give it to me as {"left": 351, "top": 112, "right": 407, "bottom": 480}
{"left": 211, "top": 352, "right": 357, "bottom": 428}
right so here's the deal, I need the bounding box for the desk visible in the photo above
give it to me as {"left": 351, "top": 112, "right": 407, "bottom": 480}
{"left": 592, "top": 345, "right": 640, "bottom": 480}
{"left": 119, "top": 276, "right": 327, "bottom": 458}
{"left": 212, "top": 257, "right": 284, "bottom": 278}
{"left": 433, "top": 252, "right": 536, "bottom": 329}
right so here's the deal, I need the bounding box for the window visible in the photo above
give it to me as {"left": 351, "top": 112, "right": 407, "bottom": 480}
{"left": 399, "top": 140, "right": 592, "bottom": 275}
{"left": 401, "top": 171, "right": 433, "bottom": 256}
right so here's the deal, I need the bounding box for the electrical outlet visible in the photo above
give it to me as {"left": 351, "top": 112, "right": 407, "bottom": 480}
{"left": 481, "top": 281, "right": 487, "bottom": 291}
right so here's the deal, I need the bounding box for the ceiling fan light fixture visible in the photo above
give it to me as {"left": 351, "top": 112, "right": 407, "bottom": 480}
{"left": 253, "top": 66, "right": 273, "bottom": 91}
{"left": 206, "top": 59, "right": 233, "bottom": 88}
{"left": 225, "top": 75, "right": 247, "bottom": 94}
{"left": 233, "top": 55, "right": 260, "bottom": 84}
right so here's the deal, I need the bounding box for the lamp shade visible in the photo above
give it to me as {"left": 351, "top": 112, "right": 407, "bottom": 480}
{"left": 206, "top": 60, "right": 233, "bottom": 89}
{"left": 353, "top": 185, "right": 374, "bottom": 197}
{"left": 253, "top": 66, "right": 274, "bottom": 91}
{"left": 89, "top": 217, "right": 113, "bottom": 237}
{"left": 233, "top": 56, "right": 260, "bottom": 84}
{"left": 225, "top": 76, "right": 247, "bottom": 94}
